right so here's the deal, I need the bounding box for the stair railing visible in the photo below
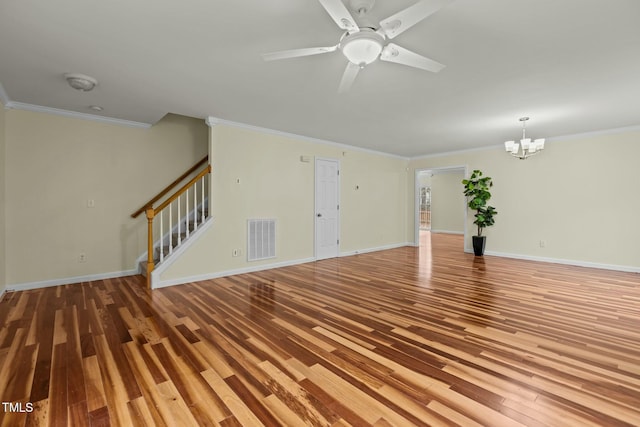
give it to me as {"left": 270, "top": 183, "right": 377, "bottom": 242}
{"left": 131, "top": 156, "right": 211, "bottom": 288}
{"left": 131, "top": 155, "right": 208, "bottom": 219}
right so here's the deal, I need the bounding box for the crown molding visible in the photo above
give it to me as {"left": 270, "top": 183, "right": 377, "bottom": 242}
{"left": 0, "top": 81, "right": 152, "bottom": 128}
{"left": 411, "top": 124, "right": 640, "bottom": 161}
{"left": 5, "top": 101, "right": 152, "bottom": 128}
{"left": 411, "top": 142, "right": 503, "bottom": 161}
{"left": 205, "top": 115, "right": 409, "bottom": 161}
{"left": 205, "top": 116, "right": 220, "bottom": 127}
{"left": 546, "top": 123, "right": 640, "bottom": 143}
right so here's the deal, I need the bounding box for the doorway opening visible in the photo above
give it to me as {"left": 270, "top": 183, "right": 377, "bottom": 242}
{"left": 414, "top": 166, "right": 467, "bottom": 250}
{"left": 419, "top": 186, "right": 431, "bottom": 231}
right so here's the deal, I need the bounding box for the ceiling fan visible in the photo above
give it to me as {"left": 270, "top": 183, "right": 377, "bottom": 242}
{"left": 262, "top": 0, "right": 453, "bottom": 92}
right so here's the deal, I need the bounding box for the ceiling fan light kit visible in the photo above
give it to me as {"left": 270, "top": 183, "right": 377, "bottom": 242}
{"left": 263, "top": 0, "right": 453, "bottom": 92}
{"left": 504, "top": 117, "right": 545, "bottom": 160}
{"left": 340, "top": 30, "right": 384, "bottom": 66}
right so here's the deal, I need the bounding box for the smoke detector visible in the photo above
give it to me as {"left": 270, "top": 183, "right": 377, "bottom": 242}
{"left": 64, "top": 73, "right": 98, "bottom": 91}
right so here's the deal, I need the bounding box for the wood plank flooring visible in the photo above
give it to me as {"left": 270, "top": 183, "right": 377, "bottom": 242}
{"left": 1, "top": 233, "right": 639, "bottom": 426}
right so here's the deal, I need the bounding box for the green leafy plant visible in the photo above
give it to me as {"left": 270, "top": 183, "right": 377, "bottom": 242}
{"left": 462, "top": 169, "right": 497, "bottom": 236}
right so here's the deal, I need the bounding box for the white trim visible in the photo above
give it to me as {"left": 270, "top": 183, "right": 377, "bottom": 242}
{"left": 430, "top": 230, "right": 464, "bottom": 235}
{"left": 205, "top": 115, "right": 408, "bottom": 160}
{"left": 340, "top": 242, "right": 412, "bottom": 257}
{"left": 411, "top": 124, "right": 640, "bottom": 161}
{"left": 153, "top": 241, "right": 415, "bottom": 288}
{"left": 204, "top": 116, "right": 219, "bottom": 127}
{"left": 0, "top": 82, "right": 10, "bottom": 107}
{"left": 135, "top": 198, "right": 211, "bottom": 266}
{"left": 149, "top": 218, "right": 215, "bottom": 286}
{"left": 412, "top": 144, "right": 501, "bottom": 161}
{"left": 3, "top": 101, "right": 152, "bottom": 128}
{"left": 153, "top": 256, "right": 317, "bottom": 289}
{"left": 6, "top": 269, "right": 138, "bottom": 292}
{"left": 465, "top": 249, "right": 640, "bottom": 273}
{"left": 546, "top": 124, "right": 640, "bottom": 143}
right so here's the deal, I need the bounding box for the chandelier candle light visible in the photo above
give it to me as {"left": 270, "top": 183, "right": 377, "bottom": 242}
{"left": 504, "top": 117, "right": 545, "bottom": 160}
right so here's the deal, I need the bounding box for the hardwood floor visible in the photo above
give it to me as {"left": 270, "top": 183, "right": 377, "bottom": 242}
{"left": 1, "top": 233, "right": 639, "bottom": 426}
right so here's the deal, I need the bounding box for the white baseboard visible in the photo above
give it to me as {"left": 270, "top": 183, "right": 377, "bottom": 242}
{"left": 6, "top": 269, "right": 139, "bottom": 292}
{"left": 430, "top": 230, "right": 464, "bottom": 235}
{"left": 340, "top": 242, "right": 413, "bottom": 257}
{"left": 152, "top": 257, "right": 316, "bottom": 289}
{"left": 153, "top": 241, "right": 414, "bottom": 288}
{"left": 466, "top": 249, "right": 640, "bottom": 273}
{"left": 148, "top": 218, "right": 214, "bottom": 277}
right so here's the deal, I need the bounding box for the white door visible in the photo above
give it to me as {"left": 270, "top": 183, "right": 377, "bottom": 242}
{"left": 315, "top": 158, "right": 340, "bottom": 259}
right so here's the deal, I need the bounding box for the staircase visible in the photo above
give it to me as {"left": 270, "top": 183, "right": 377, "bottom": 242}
{"left": 131, "top": 156, "right": 211, "bottom": 287}
{"left": 139, "top": 206, "right": 209, "bottom": 277}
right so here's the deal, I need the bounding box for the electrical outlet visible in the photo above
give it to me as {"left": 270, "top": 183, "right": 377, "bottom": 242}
{"left": 78, "top": 253, "right": 87, "bottom": 263}
{"left": 539, "top": 240, "right": 546, "bottom": 248}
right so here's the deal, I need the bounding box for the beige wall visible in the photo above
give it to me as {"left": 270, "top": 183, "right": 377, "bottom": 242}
{"left": 430, "top": 171, "right": 465, "bottom": 234}
{"left": 5, "top": 110, "right": 208, "bottom": 286}
{"left": 158, "top": 124, "right": 409, "bottom": 284}
{"left": 409, "top": 129, "right": 640, "bottom": 270}
{"left": 6, "top": 105, "right": 637, "bottom": 289}
{"left": 0, "top": 105, "right": 6, "bottom": 293}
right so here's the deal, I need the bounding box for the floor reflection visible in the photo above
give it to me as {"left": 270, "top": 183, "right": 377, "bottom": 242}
{"left": 248, "top": 280, "right": 276, "bottom": 317}
{"left": 471, "top": 255, "right": 486, "bottom": 272}
{"left": 418, "top": 230, "right": 433, "bottom": 278}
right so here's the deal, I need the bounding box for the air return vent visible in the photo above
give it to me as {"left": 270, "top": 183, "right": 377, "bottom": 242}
{"left": 247, "top": 219, "right": 276, "bottom": 261}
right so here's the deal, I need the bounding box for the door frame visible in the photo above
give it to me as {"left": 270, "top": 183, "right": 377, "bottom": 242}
{"left": 414, "top": 165, "right": 468, "bottom": 246}
{"left": 314, "top": 157, "right": 341, "bottom": 259}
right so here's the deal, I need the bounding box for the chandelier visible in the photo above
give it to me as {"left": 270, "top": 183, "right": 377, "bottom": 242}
{"left": 504, "top": 117, "right": 545, "bottom": 160}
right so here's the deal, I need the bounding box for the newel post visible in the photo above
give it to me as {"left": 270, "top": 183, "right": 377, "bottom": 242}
{"left": 145, "top": 208, "right": 155, "bottom": 288}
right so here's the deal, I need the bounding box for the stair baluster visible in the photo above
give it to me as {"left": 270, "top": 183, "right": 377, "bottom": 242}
{"left": 169, "top": 200, "right": 173, "bottom": 257}
{"left": 137, "top": 162, "right": 211, "bottom": 288}
{"left": 159, "top": 210, "right": 164, "bottom": 264}
{"left": 185, "top": 188, "right": 190, "bottom": 240}
{"left": 201, "top": 176, "right": 205, "bottom": 222}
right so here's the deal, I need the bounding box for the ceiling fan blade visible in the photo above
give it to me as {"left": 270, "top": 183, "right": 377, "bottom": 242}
{"left": 338, "top": 62, "right": 360, "bottom": 93}
{"left": 379, "top": 0, "right": 453, "bottom": 39}
{"left": 380, "top": 43, "right": 445, "bottom": 72}
{"left": 318, "top": 0, "right": 359, "bottom": 32}
{"left": 262, "top": 45, "right": 338, "bottom": 61}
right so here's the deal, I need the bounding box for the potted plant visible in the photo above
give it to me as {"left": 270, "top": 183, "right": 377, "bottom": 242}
{"left": 462, "top": 169, "right": 497, "bottom": 256}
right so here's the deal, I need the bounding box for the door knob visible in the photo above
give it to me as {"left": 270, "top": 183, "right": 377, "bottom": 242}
{"left": 317, "top": 213, "right": 322, "bottom": 217}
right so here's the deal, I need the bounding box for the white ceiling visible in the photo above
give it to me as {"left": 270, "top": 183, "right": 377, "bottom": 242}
{"left": 1, "top": 0, "right": 639, "bottom": 158}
